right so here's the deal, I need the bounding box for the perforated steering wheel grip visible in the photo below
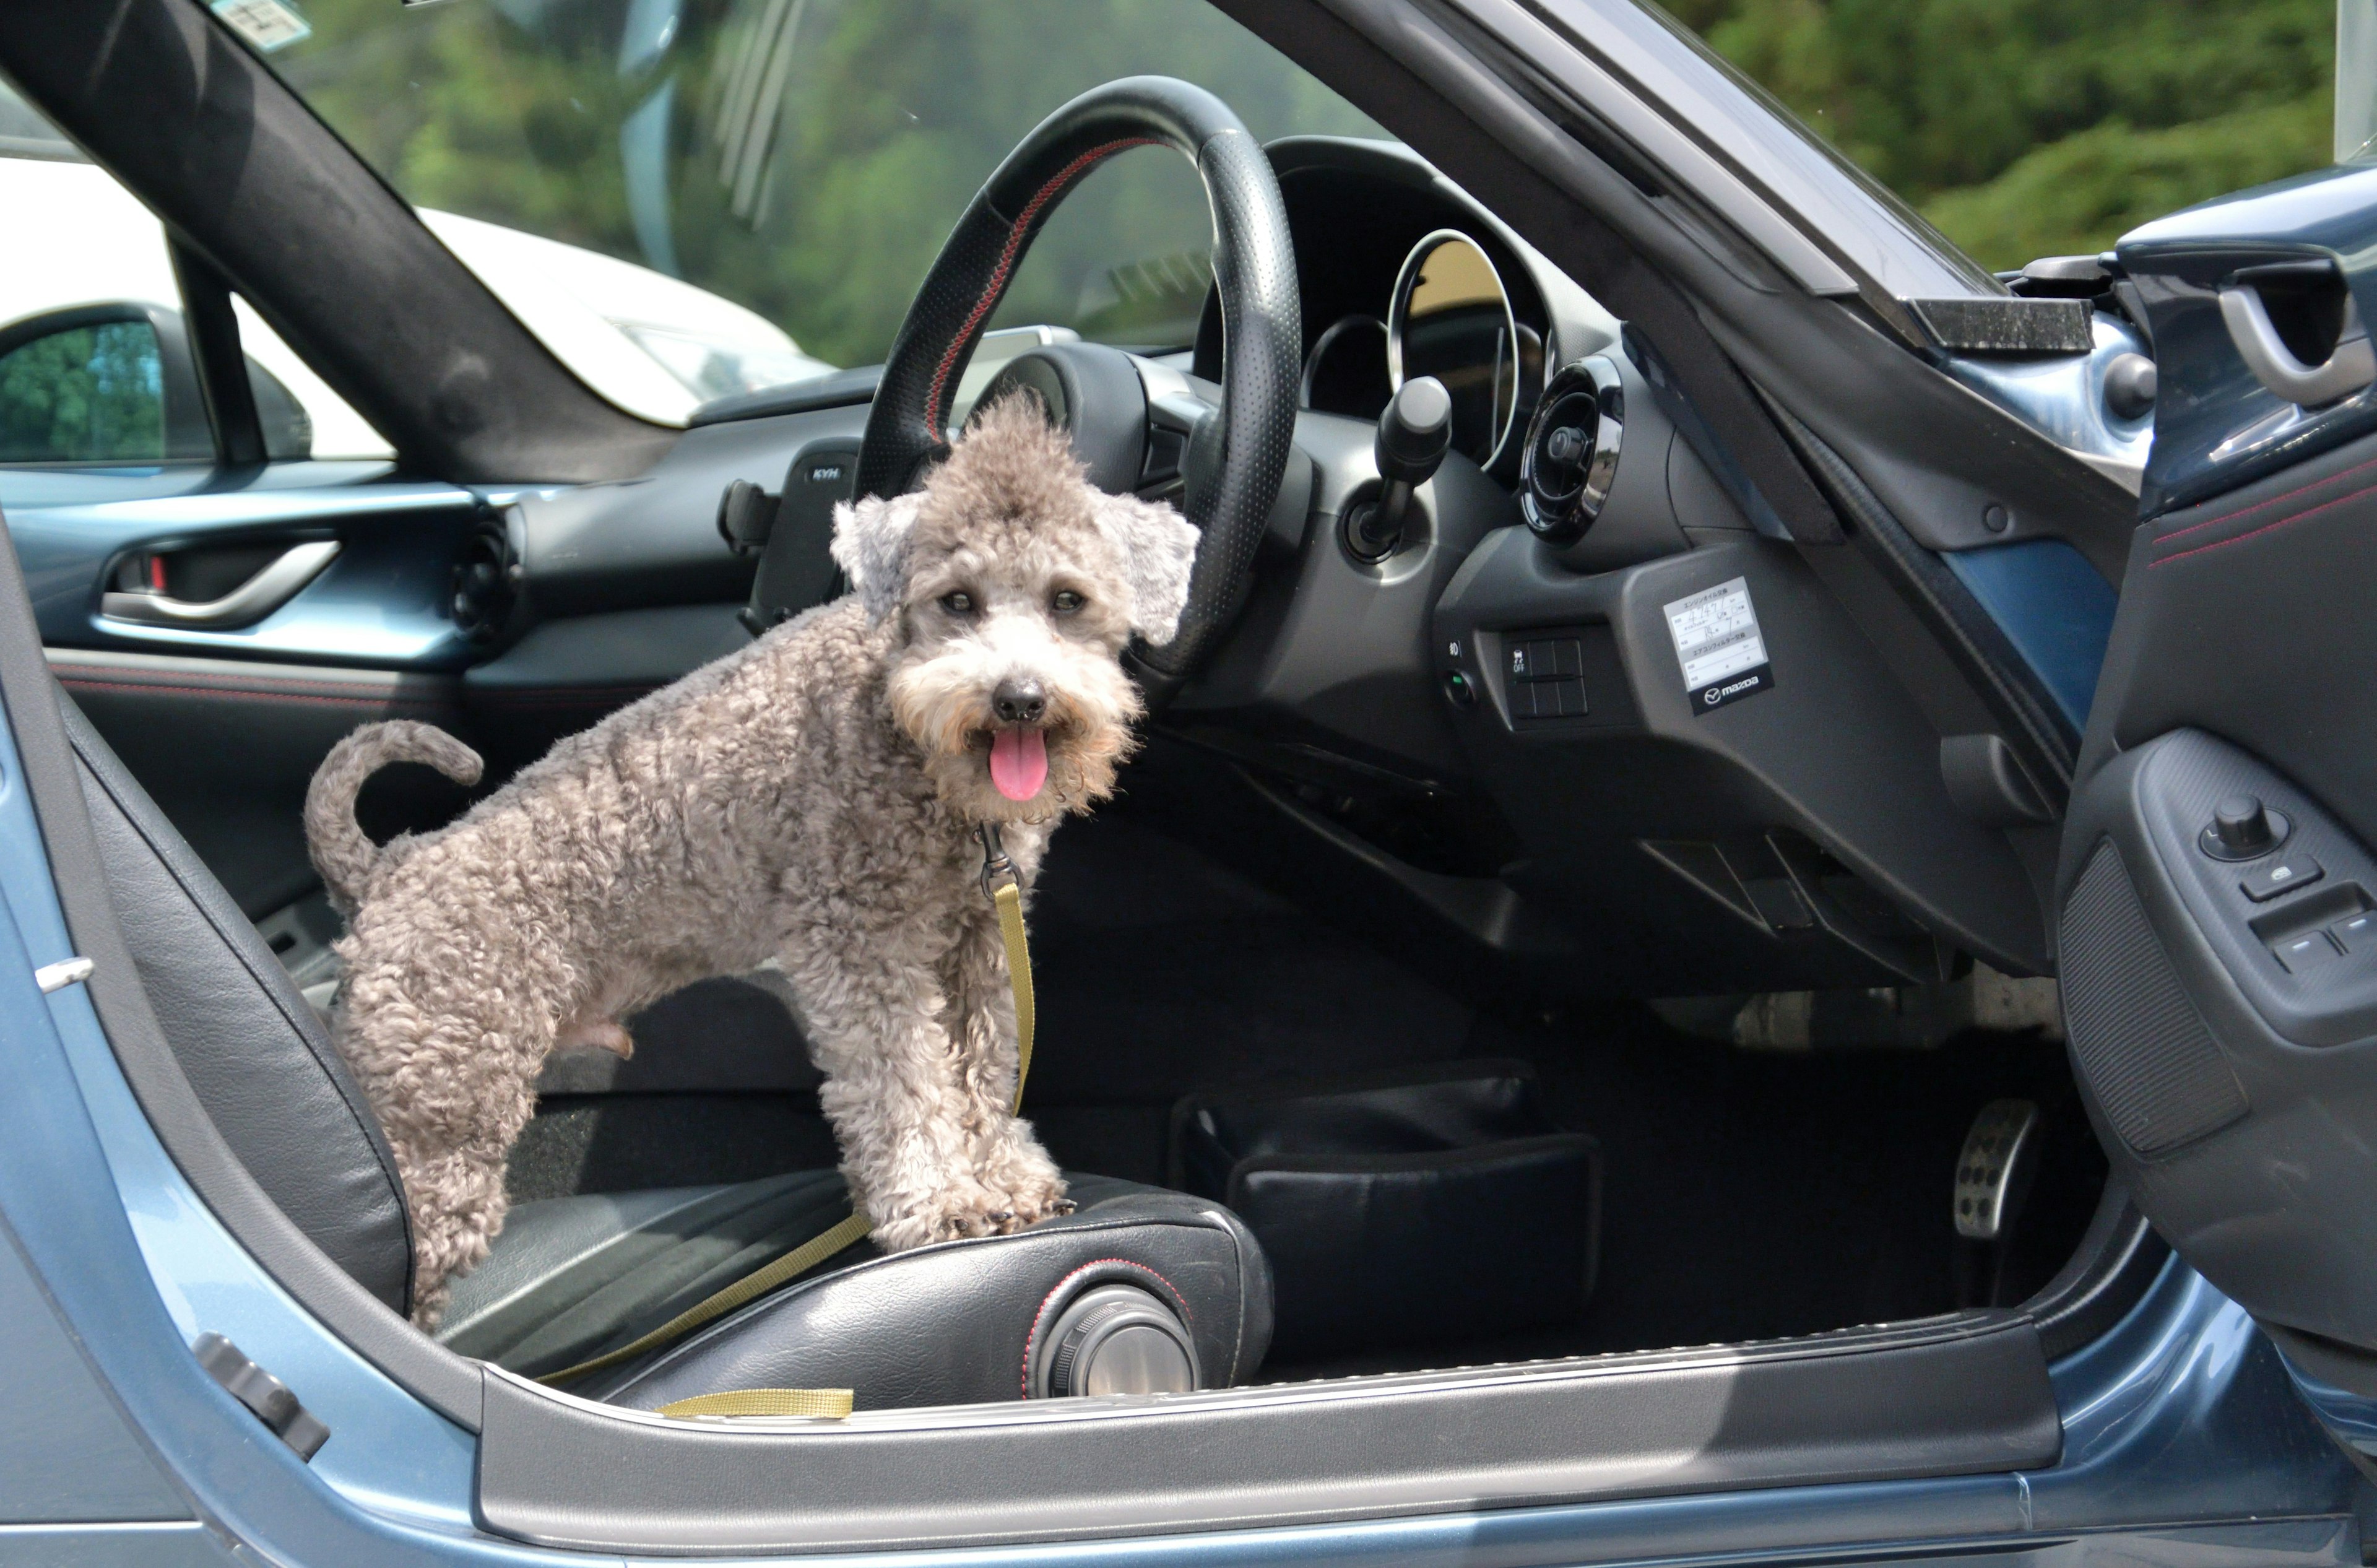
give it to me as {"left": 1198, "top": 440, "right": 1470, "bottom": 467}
{"left": 855, "top": 76, "right": 1301, "bottom": 681}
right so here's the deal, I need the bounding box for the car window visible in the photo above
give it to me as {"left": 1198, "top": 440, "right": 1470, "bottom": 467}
{"left": 253, "top": 0, "right": 1385, "bottom": 414}
{"left": 0, "top": 71, "right": 396, "bottom": 464}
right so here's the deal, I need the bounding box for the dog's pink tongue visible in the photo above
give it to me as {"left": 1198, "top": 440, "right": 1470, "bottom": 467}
{"left": 989, "top": 727, "right": 1048, "bottom": 802}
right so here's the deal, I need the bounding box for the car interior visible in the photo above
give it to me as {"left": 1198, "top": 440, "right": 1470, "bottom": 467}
{"left": 0, "top": 0, "right": 2233, "bottom": 1549}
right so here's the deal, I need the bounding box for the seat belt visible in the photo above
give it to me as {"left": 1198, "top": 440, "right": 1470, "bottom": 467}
{"left": 535, "top": 823, "right": 1036, "bottom": 1414}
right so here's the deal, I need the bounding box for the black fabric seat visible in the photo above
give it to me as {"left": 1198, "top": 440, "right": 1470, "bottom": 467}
{"left": 60, "top": 690, "right": 1271, "bottom": 1408}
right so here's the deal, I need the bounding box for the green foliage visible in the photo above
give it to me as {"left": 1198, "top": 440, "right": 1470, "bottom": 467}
{"left": 1666, "top": 0, "right": 2335, "bottom": 267}
{"left": 1923, "top": 96, "right": 2333, "bottom": 269}
{"left": 0, "top": 323, "right": 165, "bottom": 464}
{"left": 277, "top": 0, "right": 1377, "bottom": 368}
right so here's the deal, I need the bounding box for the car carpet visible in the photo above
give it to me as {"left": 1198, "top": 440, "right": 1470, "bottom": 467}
{"left": 1257, "top": 1008, "right": 2105, "bottom": 1380}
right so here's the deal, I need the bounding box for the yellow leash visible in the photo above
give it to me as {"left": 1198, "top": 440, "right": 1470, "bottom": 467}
{"left": 536, "top": 823, "right": 1037, "bottom": 1421}
{"left": 982, "top": 823, "right": 1034, "bottom": 1114}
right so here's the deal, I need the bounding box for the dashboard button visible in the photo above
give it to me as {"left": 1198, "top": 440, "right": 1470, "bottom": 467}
{"left": 2241, "top": 854, "right": 2324, "bottom": 903}
{"left": 2334, "top": 911, "right": 2377, "bottom": 951}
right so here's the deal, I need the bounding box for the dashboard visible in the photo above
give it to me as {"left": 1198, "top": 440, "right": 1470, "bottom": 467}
{"left": 1195, "top": 139, "right": 1561, "bottom": 478}
{"left": 14, "top": 137, "right": 2056, "bottom": 1003}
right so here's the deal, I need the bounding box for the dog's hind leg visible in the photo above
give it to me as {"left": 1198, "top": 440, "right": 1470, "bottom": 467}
{"left": 555, "top": 1015, "right": 636, "bottom": 1058}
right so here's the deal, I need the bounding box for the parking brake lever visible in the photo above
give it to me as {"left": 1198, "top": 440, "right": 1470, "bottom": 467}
{"left": 1344, "top": 376, "right": 1450, "bottom": 563}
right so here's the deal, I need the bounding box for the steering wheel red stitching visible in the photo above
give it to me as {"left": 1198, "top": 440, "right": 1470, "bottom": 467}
{"left": 858, "top": 77, "right": 1300, "bottom": 678}
{"left": 922, "top": 136, "right": 1164, "bottom": 435}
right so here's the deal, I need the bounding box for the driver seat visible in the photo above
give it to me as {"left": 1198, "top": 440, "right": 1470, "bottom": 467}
{"left": 59, "top": 690, "right": 1272, "bottom": 1410}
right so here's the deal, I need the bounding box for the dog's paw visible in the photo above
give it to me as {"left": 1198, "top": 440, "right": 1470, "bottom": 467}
{"left": 981, "top": 1171, "right": 1073, "bottom": 1231}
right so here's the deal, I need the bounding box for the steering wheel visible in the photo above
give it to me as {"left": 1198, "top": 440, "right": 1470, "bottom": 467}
{"left": 855, "top": 77, "right": 1301, "bottom": 683}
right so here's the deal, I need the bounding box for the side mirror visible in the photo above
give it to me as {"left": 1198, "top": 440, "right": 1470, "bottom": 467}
{"left": 0, "top": 303, "right": 311, "bottom": 466}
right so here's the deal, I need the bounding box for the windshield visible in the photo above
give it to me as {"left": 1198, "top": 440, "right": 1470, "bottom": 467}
{"left": 252, "top": 0, "right": 1382, "bottom": 416}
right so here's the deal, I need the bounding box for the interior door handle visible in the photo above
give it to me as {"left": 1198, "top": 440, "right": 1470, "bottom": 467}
{"left": 2218, "top": 283, "right": 2377, "bottom": 406}
{"left": 100, "top": 540, "right": 340, "bottom": 630}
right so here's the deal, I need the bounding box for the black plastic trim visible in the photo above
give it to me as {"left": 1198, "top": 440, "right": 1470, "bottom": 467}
{"left": 688, "top": 368, "right": 885, "bottom": 429}
{"left": 1769, "top": 399, "right": 2078, "bottom": 795}
{"left": 167, "top": 241, "right": 264, "bottom": 469}
{"left": 475, "top": 1309, "right": 2059, "bottom": 1553}
{"left": 2022, "top": 1182, "right": 2170, "bottom": 1361}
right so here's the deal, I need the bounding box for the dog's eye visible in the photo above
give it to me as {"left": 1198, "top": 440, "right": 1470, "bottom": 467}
{"left": 940, "top": 591, "right": 976, "bottom": 616}
{"left": 1051, "top": 590, "right": 1086, "bottom": 615}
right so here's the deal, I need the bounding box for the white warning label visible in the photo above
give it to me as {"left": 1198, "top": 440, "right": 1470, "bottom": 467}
{"left": 212, "top": 0, "right": 312, "bottom": 51}
{"left": 1663, "top": 576, "right": 1773, "bottom": 713}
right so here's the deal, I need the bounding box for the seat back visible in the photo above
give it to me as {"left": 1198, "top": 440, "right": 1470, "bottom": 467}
{"left": 61, "top": 694, "right": 412, "bottom": 1313}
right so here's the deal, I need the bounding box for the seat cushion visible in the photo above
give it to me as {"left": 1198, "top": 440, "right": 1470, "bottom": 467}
{"left": 436, "top": 1171, "right": 856, "bottom": 1373}
{"left": 439, "top": 1171, "right": 1273, "bottom": 1410}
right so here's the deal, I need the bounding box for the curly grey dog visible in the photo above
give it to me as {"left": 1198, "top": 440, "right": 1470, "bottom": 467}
{"left": 305, "top": 396, "right": 1200, "bottom": 1326}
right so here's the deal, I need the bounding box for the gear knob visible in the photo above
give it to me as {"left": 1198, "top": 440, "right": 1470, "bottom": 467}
{"left": 1375, "top": 376, "right": 1452, "bottom": 487}
{"left": 1346, "top": 378, "right": 1453, "bottom": 563}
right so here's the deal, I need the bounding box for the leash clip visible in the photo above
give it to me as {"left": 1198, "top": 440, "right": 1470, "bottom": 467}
{"left": 977, "top": 823, "right": 1019, "bottom": 903}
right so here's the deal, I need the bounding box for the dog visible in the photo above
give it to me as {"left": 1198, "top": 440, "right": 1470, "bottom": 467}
{"left": 305, "top": 394, "right": 1200, "bottom": 1326}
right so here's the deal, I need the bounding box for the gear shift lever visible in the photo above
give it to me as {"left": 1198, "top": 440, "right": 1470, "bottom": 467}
{"left": 1345, "top": 376, "right": 1452, "bottom": 563}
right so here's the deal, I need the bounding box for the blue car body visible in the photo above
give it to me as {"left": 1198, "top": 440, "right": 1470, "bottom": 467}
{"left": 9, "top": 0, "right": 2377, "bottom": 1558}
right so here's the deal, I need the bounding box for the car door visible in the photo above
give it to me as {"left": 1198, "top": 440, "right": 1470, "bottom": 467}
{"left": 2060, "top": 159, "right": 2377, "bottom": 1450}
{"left": 0, "top": 93, "right": 755, "bottom": 946}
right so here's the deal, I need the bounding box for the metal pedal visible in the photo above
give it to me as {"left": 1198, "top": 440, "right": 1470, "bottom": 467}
{"left": 1954, "top": 1098, "right": 2040, "bottom": 1242}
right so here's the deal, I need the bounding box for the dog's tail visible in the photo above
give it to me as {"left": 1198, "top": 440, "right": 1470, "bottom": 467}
{"left": 305, "top": 721, "right": 482, "bottom": 914}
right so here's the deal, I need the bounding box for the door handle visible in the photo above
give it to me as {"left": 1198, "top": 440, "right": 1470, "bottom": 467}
{"left": 100, "top": 540, "right": 340, "bottom": 629}
{"left": 2219, "top": 281, "right": 2377, "bottom": 406}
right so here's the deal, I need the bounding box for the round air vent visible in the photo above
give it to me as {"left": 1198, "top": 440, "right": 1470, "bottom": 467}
{"left": 449, "top": 524, "right": 513, "bottom": 641}
{"left": 1520, "top": 356, "right": 1624, "bottom": 546}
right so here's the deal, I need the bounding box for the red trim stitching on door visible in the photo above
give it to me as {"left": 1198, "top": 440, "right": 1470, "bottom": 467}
{"left": 921, "top": 137, "right": 1165, "bottom": 436}
{"left": 2155, "top": 453, "right": 2377, "bottom": 545}
{"left": 56, "top": 677, "right": 446, "bottom": 709}
{"left": 2150, "top": 476, "right": 2377, "bottom": 567}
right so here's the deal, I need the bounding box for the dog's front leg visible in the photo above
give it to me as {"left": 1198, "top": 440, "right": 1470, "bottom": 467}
{"left": 946, "top": 914, "right": 1070, "bottom": 1229}
{"left": 787, "top": 950, "right": 1019, "bottom": 1250}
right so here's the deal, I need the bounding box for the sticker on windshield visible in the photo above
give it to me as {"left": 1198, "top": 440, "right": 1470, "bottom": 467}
{"left": 1663, "top": 576, "right": 1773, "bottom": 713}
{"left": 212, "top": 0, "right": 312, "bottom": 52}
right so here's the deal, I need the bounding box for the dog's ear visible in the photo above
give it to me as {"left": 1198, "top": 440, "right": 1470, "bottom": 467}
{"left": 1089, "top": 492, "right": 1201, "bottom": 646}
{"left": 829, "top": 492, "right": 924, "bottom": 623}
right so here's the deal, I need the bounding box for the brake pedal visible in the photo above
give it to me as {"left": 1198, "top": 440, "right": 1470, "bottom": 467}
{"left": 1954, "top": 1098, "right": 2040, "bottom": 1241}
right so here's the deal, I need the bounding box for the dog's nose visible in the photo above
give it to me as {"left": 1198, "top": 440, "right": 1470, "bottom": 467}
{"left": 992, "top": 678, "right": 1047, "bottom": 726}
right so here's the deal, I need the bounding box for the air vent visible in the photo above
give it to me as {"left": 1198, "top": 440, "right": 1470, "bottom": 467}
{"left": 450, "top": 524, "right": 514, "bottom": 641}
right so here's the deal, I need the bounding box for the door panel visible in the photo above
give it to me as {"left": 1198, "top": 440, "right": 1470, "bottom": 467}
{"left": 2059, "top": 169, "right": 2377, "bottom": 1395}
{"left": 2063, "top": 728, "right": 2377, "bottom": 1351}
{"left": 48, "top": 648, "right": 465, "bottom": 916}
{"left": 9, "top": 479, "right": 490, "bottom": 914}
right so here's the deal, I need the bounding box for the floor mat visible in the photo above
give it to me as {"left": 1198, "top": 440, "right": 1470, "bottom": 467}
{"left": 1258, "top": 1003, "right": 2102, "bottom": 1379}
